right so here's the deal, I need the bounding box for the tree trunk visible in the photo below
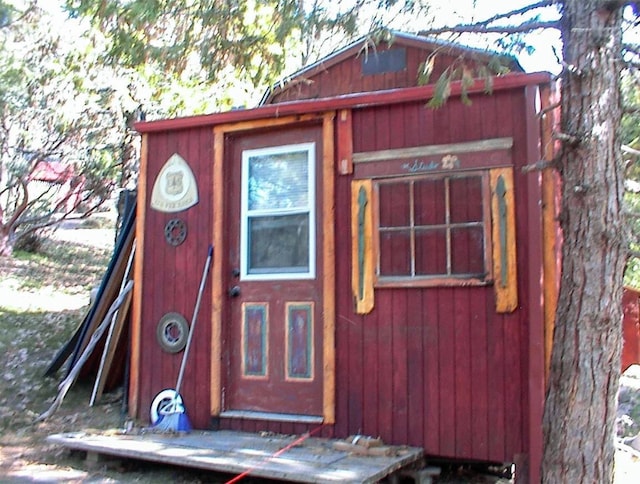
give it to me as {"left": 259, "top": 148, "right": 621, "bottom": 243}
{"left": 542, "top": 1, "right": 625, "bottom": 483}
{"left": 0, "top": 226, "right": 13, "bottom": 257}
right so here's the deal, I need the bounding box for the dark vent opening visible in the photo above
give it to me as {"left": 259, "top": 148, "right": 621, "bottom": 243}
{"left": 361, "top": 47, "right": 407, "bottom": 75}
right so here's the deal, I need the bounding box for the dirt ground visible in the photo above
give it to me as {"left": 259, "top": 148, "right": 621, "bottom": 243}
{"left": 1, "top": 222, "right": 640, "bottom": 483}
{"left": 0, "top": 224, "right": 228, "bottom": 482}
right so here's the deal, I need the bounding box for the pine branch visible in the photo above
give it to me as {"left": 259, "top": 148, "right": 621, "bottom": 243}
{"left": 623, "top": 145, "right": 640, "bottom": 157}
{"left": 0, "top": 1, "right": 37, "bottom": 30}
{"left": 522, "top": 158, "right": 560, "bottom": 173}
{"left": 539, "top": 100, "right": 561, "bottom": 116}
{"left": 420, "top": 19, "right": 560, "bottom": 36}
{"left": 418, "top": 1, "right": 560, "bottom": 37}
{"left": 467, "top": 0, "right": 557, "bottom": 26}
{"left": 623, "top": 43, "right": 640, "bottom": 56}
{"left": 554, "top": 131, "right": 581, "bottom": 146}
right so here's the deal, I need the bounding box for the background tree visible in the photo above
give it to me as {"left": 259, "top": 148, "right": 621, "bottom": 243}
{"left": 0, "top": 3, "right": 139, "bottom": 256}
{"left": 64, "top": 0, "right": 438, "bottom": 111}
{"left": 623, "top": 70, "right": 640, "bottom": 288}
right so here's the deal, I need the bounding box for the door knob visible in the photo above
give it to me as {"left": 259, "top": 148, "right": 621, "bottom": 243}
{"left": 228, "top": 285, "right": 241, "bottom": 298}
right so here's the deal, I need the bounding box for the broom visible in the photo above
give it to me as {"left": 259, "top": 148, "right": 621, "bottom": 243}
{"left": 152, "top": 244, "right": 213, "bottom": 432}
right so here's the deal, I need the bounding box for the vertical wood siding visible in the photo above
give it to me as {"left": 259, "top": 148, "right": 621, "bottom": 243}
{"left": 137, "top": 84, "right": 543, "bottom": 466}
{"left": 138, "top": 126, "right": 214, "bottom": 429}
{"left": 269, "top": 45, "right": 475, "bottom": 104}
{"left": 331, "top": 88, "right": 538, "bottom": 463}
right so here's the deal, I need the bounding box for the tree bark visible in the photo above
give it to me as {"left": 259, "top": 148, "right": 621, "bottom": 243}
{"left": 0, "top": 227, "right": 12, "bottom": 257}
{"left": 542, "top": 1, "right": 626, "bottom": 483}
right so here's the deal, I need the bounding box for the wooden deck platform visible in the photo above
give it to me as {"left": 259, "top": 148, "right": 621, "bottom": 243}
{"left": 47, "top": 430, "right": 425, "bottom": 483}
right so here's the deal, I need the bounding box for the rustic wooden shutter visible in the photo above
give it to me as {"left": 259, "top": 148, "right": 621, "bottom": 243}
{"left": 351, "top": 179, "right": 375, "bottom": 314}
{"left": 490, "top": 168, "right": 518, "bottom": 312}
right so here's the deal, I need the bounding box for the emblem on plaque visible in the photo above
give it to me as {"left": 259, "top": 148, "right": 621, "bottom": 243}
{"left": 150, "top": 153, "right": 199, "bottom": 212}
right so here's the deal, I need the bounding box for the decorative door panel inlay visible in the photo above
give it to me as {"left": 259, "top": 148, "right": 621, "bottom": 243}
{"left": 286, "top": 302, "right": 314, "bottom": 380}
{"left": 242, "top": 303, "right": 268, "bottom": 379}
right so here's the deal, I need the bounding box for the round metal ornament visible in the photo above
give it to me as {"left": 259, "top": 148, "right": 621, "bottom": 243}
{"left": 164, "top": 218, "right": 187, "bottom": 246}
{"left": 156, "top": 312, "right": 189, "bottom": 353}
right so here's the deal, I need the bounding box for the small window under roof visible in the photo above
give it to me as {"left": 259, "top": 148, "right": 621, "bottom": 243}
{"left": 361, "top": 47, "right": 407, "bottom": 75}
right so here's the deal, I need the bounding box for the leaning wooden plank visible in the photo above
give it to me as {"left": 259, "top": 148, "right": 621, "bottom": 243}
{"left": 66, "top": 207, "right": 136, "bottom": 376}
{"left": 90, "top": 290, "right": 133, "bottom": 403}
{"left": 35, "top": 280, "right": 134, "bottom": 423}
{"left": 44, "top": 209, "right": 134, "bottom": 378}
{"left": 90, "top": 243, "right": 136, "bottom": 406}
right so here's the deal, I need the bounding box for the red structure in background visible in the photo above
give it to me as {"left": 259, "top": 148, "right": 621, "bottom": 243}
{"left": 30, "top": 160, "right": 84, "bottom": 212}
{"left": 622, "top": 287, "right": 640, "bottom": 372}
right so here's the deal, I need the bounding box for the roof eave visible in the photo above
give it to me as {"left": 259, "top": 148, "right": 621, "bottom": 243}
{"left": 135, "top": 71, "right": 552, "bottom": 134}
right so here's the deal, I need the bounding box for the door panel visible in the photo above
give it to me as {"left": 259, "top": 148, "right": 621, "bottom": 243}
{"left": 224, "top": 125, "right": 323, "bottom": 417}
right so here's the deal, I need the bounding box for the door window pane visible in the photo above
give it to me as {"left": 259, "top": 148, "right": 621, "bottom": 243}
{"left": 241, "top": 143, "right": 315, "bottom": 280}
{"left": 248, "top": 151, "right": 309, "bottom": 210}
{"left": 248, "top": 214, "right": 309, "bottom": 273}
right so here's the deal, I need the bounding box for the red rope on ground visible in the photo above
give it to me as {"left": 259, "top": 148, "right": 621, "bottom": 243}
{"left": 225, "top": 424, "right": 325, "bottom": 484}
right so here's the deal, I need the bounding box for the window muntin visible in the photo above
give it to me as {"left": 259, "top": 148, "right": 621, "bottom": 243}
{"left": 240, "top": 143, "right": 316, "bottom": 280}
{"left": 375, "top": 172, "right": 491, "bottom": 286}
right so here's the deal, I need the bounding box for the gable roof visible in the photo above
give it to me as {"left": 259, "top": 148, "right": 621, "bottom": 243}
{"left": 260, "top": 30, "right": 523, "bottom": 105}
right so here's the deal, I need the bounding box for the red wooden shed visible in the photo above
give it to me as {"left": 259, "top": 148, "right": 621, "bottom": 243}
{"left": 129, "top": 33, "right": 558, "bottom": 483}
{"left": 622, "top": 287, "right": 640, "bottom": 372}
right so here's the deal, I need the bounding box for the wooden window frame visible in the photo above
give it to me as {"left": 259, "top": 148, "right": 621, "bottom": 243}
{"left": 373, "top": 171, "right": 493, "bottom": 288}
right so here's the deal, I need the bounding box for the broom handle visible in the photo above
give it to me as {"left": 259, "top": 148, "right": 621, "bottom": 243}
{"left": 175, "top": 244, "right": 213, "bottom": 394}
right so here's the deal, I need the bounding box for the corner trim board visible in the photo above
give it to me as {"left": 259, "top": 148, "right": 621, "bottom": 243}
{"left": 129, "top": 133, "right": 147, "bottom": 418}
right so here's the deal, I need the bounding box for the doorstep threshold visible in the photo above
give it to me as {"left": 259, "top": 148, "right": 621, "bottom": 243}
{"left": 219, "top": 410, "right": 323, "bottom": 424}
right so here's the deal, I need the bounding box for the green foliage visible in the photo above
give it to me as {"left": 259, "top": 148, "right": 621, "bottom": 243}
{"left": 427, "top": 69, "right": 453, "bottom": 108}
{"left": 65, "top": 0, "right": 306, "bottom": 90}
{"left": 64, "top": 0, "right": 441, "bottom": 110}
{"left": 425, "top": 56, "right": 510, "bottom": 109}
{"left": 0, "top": 5, "right": 133, "bottom": 256}
{"left": 0, "top": 0, "right": 29, "bottom": 29}
{"left": 622, "top": 71, "right": 640, "bottom": 288}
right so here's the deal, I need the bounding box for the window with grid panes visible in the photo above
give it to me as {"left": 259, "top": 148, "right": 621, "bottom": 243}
{"left": 375, "top": 171, "right": 492, "bottom": 286}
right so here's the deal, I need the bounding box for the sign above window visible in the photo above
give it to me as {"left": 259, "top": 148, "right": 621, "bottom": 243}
{"left": 352, "top": 137, "right": 513, "bottom": 179}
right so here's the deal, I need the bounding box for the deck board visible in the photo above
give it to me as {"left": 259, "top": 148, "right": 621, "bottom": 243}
{"left": 47, "top": 430, "right": 424, "bottom": 483}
